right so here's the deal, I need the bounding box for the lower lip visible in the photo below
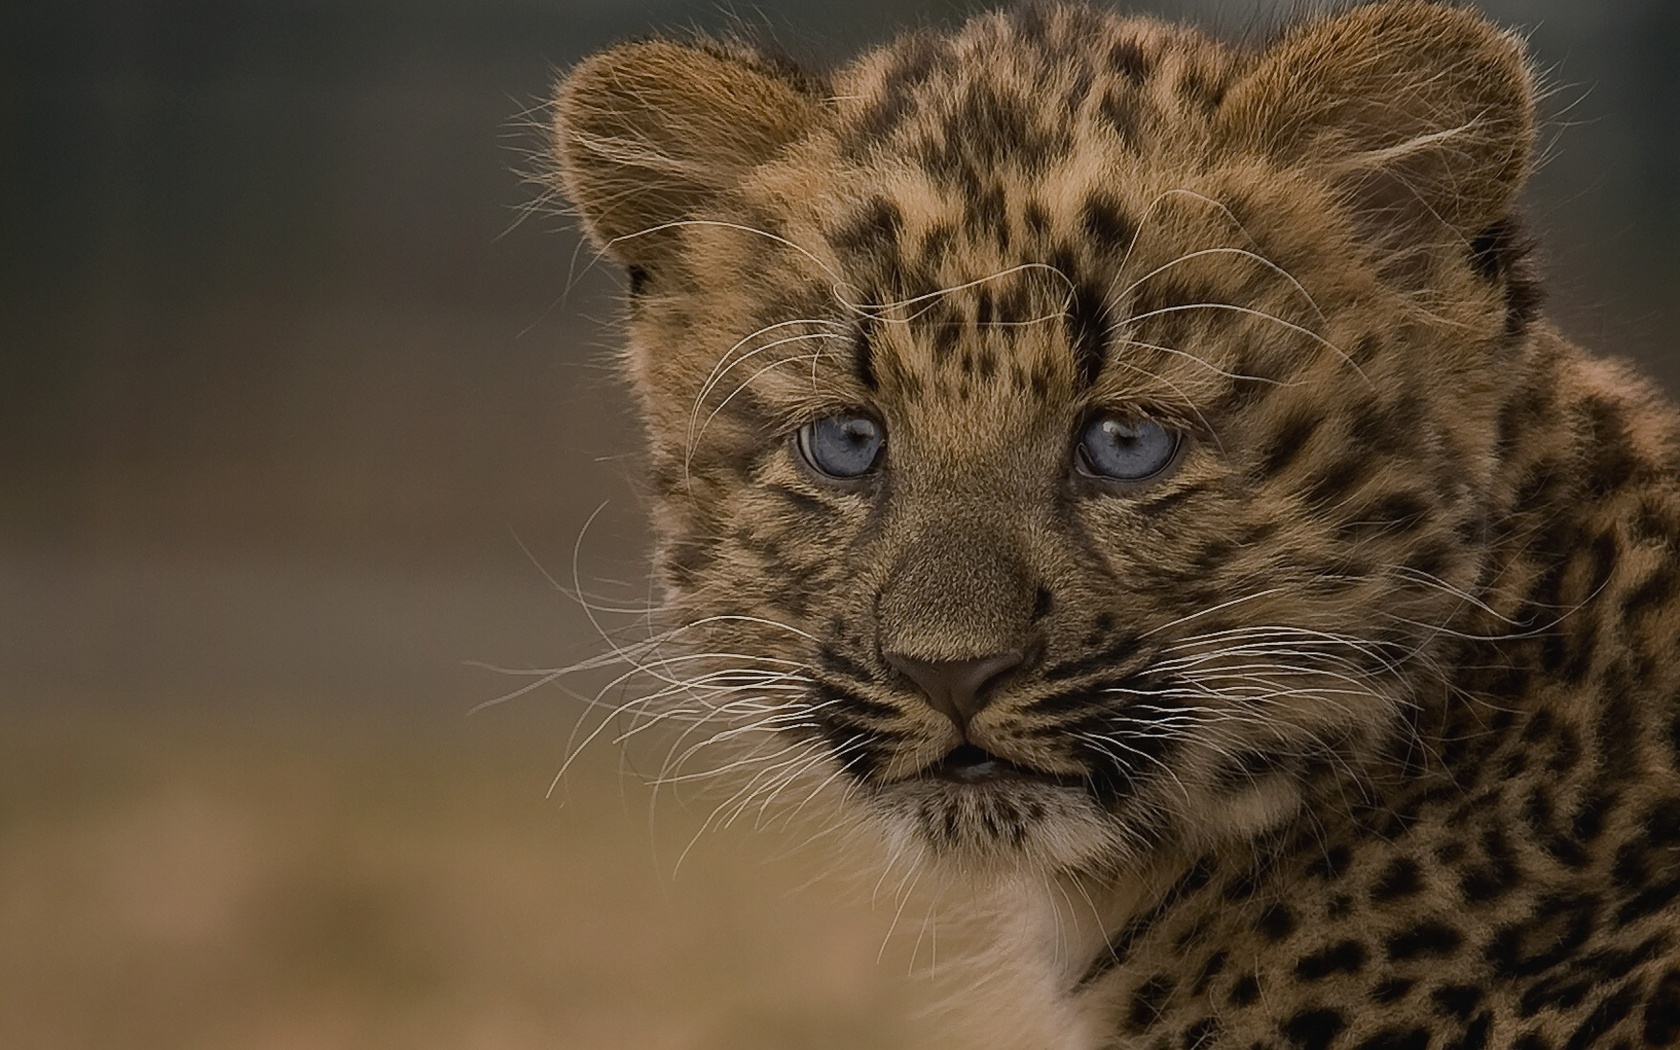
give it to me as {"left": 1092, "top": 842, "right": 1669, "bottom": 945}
{"left": 928, "top": 761, "right": 1080, "bottom": 788}
{"left": 934, "top": 760, "right": 1016, "bottom": 784}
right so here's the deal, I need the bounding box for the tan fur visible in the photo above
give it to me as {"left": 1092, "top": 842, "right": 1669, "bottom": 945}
{"left": 548, "top": 4, "right": 1680, "bottom": 1048}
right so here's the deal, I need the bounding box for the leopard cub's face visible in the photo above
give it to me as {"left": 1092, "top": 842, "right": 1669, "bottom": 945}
{"left": 551, "top": 3, "right": 1538, "bottom": 872}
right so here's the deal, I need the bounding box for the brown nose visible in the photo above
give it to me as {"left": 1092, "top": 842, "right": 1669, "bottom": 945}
{"left": 885, "top": 650, "right": 1024, "bottom": 730}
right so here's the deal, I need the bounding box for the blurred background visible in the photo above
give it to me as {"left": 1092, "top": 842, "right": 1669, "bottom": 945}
{"left": 0, "top": 1, "right": 1675, "bottom": 1046}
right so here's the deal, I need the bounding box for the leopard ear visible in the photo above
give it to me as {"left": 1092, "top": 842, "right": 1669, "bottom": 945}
{"left": 550, "top": 40, "right": 817, "bottom": 269}
{"left": 1220, "top": 1, "right": 1537, "bottom": 247}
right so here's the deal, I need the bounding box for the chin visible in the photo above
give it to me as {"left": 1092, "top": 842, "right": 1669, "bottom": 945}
{"left": 866, "top": 773, "right": 1133, "bottom": 874}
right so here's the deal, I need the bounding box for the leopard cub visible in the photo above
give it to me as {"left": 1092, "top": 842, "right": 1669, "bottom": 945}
{"left": 547, "top": 3, "right": 1680, "bottom": 1047}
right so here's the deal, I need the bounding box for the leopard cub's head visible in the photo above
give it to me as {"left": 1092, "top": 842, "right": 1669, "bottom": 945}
{"left": 549, "top": 2, "right": 1539, "bottom": 873}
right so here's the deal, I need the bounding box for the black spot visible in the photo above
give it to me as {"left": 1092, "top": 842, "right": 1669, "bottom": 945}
{"left": 852, "top": 325, "right": 877, "bottom": 391}
{"left": 1615, "top": 874, "right": 1680, "bottom": 926}
{"left": 1066, "top": 281, "right": 1113, "bottom": 390}
{"left": 1258, "top": 901, "right": 1296, "bottom": 942}
{"left": 844, "top": 32, "right": 945, "bottom": 148}
{"left": 1546, "top": 724, "right": 1584, "bottom": 777}
{"left": 1110, "top": 39, "right": 1152, "bottom": 83}
{"left": 1230, "top": 973, "right": 1261, "bottom": 1006}
{"left": 1185, "top": 1017, "right": 1222, "bottom": 1050}
{"left": 1520, "top": 975, "right": 1594, "bottom": 1018}
{"left": 1405, "top": 538, "right": 1458, "bottom": 582}
{"left": 946, "top": 80, "right": 1068, "bottom": 172}
{"left": 1219, "top": 351, "right": 1284, "bottom": 412}
{"left": 1295, "top": 940, "right": 1368, "bottom": 980}
{"left": 1097, "top": 87, "right": 1142, "bottom": 146}
{"left": 1386, "top": 922, "right": 1463, "bottom": 961}
{"left": 1341, "top": 492, "right": 1431, "bottom": 537}
{"left": 1212, "top": 749, "right": 1288, "bottom": 793}
{"left": 1188, "top": 538, "right": 1238, "bottom": 578}
{"left": 816, "top": 645, "right": 876, "bottom": 686}
{"left": 1350, "top": 333, "right": 1384, "bottom": 364}
{"left": 1597, "top": 678, "right": 1641, "bottom": 779}
{"left": 1193, "top": 951, "right": 1229, "bottom": 995}
{"left": 816, "top": 720, "right": 882, "bottom": 782}
{"left": 919, "top": 223, "right": 955, "bottom": 265}
{"left": 1374, "top": 978, "right": 1416, "bottom": 1004}
{"left": 1282, "top": 1008, "right": 1346, "bottom": 1050}
{"left": 999, "top": 281, "right": 1034, "bottom": 325}
{"left": 904, "top": 282, "right": 957, "bottom": 341}
{"left": 1176, "top": 67, "right": 1225, "bottom": 112}
{"left": 1357, "top": 1028, "right": 1430, "bottom": 1050}
{"left": 1571, "top": 787, "right": 1618, "bottom": 846}
{"left": 1371, "top": 857, "right": 1425, "bottom": 902}
{"left": 626, "top": 264, "right": 649, "bottom": 296}
{"left": 664, "top": 537, "right": 718, "bottom": 585}
{"left": 1351, "top": 392, "right": 1417, "bottom": 453}
{"left": 1485, "top": 894, "right": 1597, "bottom": 979}
{"left": 1083, "top": 194, "right": 1136, "bottom": 251}
{"left": 1224, "top": 850, "right": 1279, "bottom": 903}
{"left": 1304, "top": 458, "right": 1369, "bottom": 509}
{"left": 1467, "top": 218, "right": 1542, "bottom": 341}
{"left": 1645, "top": 969, "right": 1680, "bottom": 1046}
{"left": 1584, "top": 397, "right": 1644, "bottom": 497}
{"left": 1030, "top": 586, "right": 1054, "bottom": 623}
{"left": 1306, "top": 844, "right": 1353, "bottom": 881}
{"left": 1459, "top": 826, "right": 1523, "bottom": 903}
{"left": 1647, "top": 800, "right": 1680, "bottom": 847}
{"left": 1258, "top": 413, "right": 1319, "bottom": 477}
{"left": 1432, "top": 985, "right": 1484, "bottom": 1021}
{"left": 831, "top": 196, "right": 903, "bottom": 263}
{"left": 1079, "top": 740, "right": 1144, "bottom": 809}
{"left": 967, "top": 182, "right": 1009, "bottom": 247}
{"left": 1039, "top": 633, "right": 1144, "bottom": 683}
{"left": 1497, "top": 377, "right": 1549, "bottom": 446}
{"left": 765, "top": 483, "right": 833, "bottom": 519}
{"left": 1448, "top": 1014, "right": 1493, "bottom": 1050}
{"left": 1622, "top": 565, "right": 1679, "bottom": 620}
{"left": 1241, "top": 521, "right": 1282, "bottom": 547}
{"left": 1129, "top": 974, "right": 1177, "bottom": 1033}
{"left": 1614, "top": 840, "right": 1654, "bottom": 891}
{"left": 1566, "top": 985, "right": 1639, "bottom": 1050}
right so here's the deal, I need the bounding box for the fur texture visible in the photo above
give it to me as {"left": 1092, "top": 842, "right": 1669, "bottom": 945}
{"left": 548, "top": 4, "right": 1680, "bottom": 1048}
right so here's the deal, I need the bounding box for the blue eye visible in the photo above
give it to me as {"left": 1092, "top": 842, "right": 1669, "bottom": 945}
{"left": 1075, "top": 414, "right": 1181, "bottom": 482}
{"left": 797, "top": 414, "right": 885, "bottom": 479}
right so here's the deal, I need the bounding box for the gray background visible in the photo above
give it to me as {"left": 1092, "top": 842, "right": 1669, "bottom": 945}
{"left": 0, "top": 4, "right": 1675, "bottom": 1043}
{"left": 2, "top": 0, "right": 1676, "bottom": 720}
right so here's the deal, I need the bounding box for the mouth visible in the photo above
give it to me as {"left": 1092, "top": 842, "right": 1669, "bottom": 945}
{"left": 922, "top": 743, "right": 1084, "bottom": 788}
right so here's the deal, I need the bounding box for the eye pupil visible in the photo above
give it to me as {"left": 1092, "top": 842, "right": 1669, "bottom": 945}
{"left": 799, "top": 414, "right": 885, "bottom": 479}
{"left": 840, "top": 419, "right": 874, "bottom": 447}
{"left": 1076, "top": 414, "right": 1180, "bottom": 482}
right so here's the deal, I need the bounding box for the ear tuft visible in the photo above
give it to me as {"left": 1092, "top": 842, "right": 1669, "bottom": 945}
{"left": 1221, "top": 2, "right": 1537, "bottom": 246}
{"left": 550, "top": 39, "right": 818, "bottom": 266}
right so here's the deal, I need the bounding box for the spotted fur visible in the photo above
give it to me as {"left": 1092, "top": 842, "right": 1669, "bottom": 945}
{"left": 548, "top": 4, "right": 1680, "bottom": 1048}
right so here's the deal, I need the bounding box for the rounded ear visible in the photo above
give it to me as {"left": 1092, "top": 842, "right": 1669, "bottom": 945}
{"left": 1219, "top": 1, "right": 1537, "bottom": 247}
{"left": 550, "top": 40, "right": 818, "bottom": 268}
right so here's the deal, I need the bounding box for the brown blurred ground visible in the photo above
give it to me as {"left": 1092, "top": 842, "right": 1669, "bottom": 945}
{"left": 0, "top": 1, "right": 1675, "bottom": 1046}
{"left": 0, "top": 708, "right": 921, "bottom": 1049}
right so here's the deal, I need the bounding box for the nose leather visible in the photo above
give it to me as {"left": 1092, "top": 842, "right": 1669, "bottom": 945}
{"left": 885, "top": 650, "right": 1024, "bottom": 730}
